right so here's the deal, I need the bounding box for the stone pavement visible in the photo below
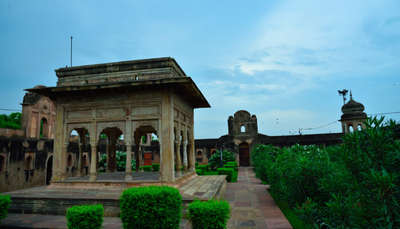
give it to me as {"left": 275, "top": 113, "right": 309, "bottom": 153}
{"left": 225, "top": 167, "right": 292, "bottom": 229}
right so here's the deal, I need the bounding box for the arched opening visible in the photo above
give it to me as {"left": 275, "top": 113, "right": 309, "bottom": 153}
{"left": 0, "top": 155, "right": 4, "bottom": 173}
{"left": 46, "top": 156, "right": 53, "bottom": 185}
{"left": 357, "top": 124, "right": 362, "bottom": 131}
{"left": 240, "top": 125, "right": 246, "bottom": 133}
{"left": 197, "top": 151, "right": 202, "bottom": 156}
{"left": 98, "top": 127, "right": 124, "bottom": 173}
{"left": 239, "top": 142, "right": 250, "bottom": 166}
{"left": 349, "top": 125, "right": 354, "bottom": 133}
{"left": 40, "top": 118, "right": 48, "bottom": 138}
{"left": 67, "top": 128, "right": 89, "bottom": 177}
{"left": 134, "top": 125, "right": 159, "bottom": 175}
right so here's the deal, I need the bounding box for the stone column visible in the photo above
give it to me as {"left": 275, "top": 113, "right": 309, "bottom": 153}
{"left": 189, "top": 129, "right": 196, "bottom": 172}
{"left": 76, "top": 134, "right": 82, "bottom": 177}
{"left": 62, "top": 143, "right": 68, "bottom": 179}
{"left": 52, "top": 104, "right": 66, "bottom": 182}
{"left": 125, "top": 117, "right": 132, "bottom": 180}
{"left": 160, "top": 90, "right": 175, "bottom": 182}
{"left": 105, "top": 137, "right": 111, "bottom": 172}
{"left": 89, "top": 142, "right": 97, "bottom": 181}
{"left": 175, "top": 140, "right": 182, "bottom": 176}
{"left": 125, "top": 144, "right": 132, "bottom": 180}
{"left": 183, "top": 140, "right": 188, "bottom": 170}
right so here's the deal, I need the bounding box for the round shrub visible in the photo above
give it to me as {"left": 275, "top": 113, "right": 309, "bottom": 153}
{"left": 187, "top": 200, "right": 231, "bottom": 229}
{"left": 120, "top": 186, "right": 182, "bottom": 229}
{"left": 66, "top": 204, "right": 104, "bottom": 229}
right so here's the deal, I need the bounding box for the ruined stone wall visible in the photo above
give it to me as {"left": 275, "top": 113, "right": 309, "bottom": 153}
{"left": 0, "top": 136, "right": 53, "bottom": 193}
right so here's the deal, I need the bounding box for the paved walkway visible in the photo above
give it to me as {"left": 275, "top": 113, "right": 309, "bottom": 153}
{"left": 225, "top": 167, "right": 292, "bottom": 229}
{"left": 0, "top": 167, "right": 291, "bottom": 229}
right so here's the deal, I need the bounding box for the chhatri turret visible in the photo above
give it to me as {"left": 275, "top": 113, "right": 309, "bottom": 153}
{"left": 339, "top": 91, "right": 367, "bottom": 133}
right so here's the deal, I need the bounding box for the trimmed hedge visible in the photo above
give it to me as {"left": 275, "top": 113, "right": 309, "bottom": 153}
{"left": 196, "top": 168, "right": 204, "bottom": 175}
{"left": 224, "top": 162, "right": 238, "bottom": 171}
{"left": 140, "top": 165, "right": 153, "bottom": 172}
{"left": 152, "top": 163, "right": 160, "bottom": 171}
{"left": 66, "top": 204, "right": 104, "bottom": 229}
{"left": 217, "top": 168, "right": 235, "bottom": 182}
{"left": 0, "top": 195, "right": 11, "bottom": 222}
{"left": 196, "top": 164, "right": 209, "bottom": 171}
{"left": 187, "top": 200, "right": 231, "bottom": 229}
{"left": 120, "top": 186, "right": 182, "bottom": 229}
{"left": 203, "top": 171, "right": 219, "bottom": 175}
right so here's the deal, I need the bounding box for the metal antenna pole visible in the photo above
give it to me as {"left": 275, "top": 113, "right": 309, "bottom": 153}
{"left": 70, "top": 36, "right": 73, "bottom": 67}
{"left": 338, "top": 89, "right": 348, "bottom": 105}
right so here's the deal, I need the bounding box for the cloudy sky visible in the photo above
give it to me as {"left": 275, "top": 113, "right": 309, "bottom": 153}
{"left": 1, "top": 0, "right": 399, "bottom": 138}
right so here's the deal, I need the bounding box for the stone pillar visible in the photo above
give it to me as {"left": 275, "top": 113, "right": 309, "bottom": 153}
{"left": 125, "top": 118, "right": 132, "bottom": 180}
{"left": 76, "top": 134, "right": 82, "bottom": 177}
{"left": 52, "top": 104, "right": 66, "bottom": 182}
{"left": 189, "top": 128, "right": 196, "bottom": 172}
{"left": 175, "top": 140, "right": 182, "bottom": 176}
{"left": 160, "top": 90, "right": 175, "bottom": 182}
{"left": 105, "top": 138, "right": 111, "bottom": 172}
{"left": 125, "top": 144, "right": 132, "bottom": 180}
{"left": 183, "top": 140, "right": 188, "bottom": 170}
{"left": 89, "top": 142, "right": 97, "bottom": 181}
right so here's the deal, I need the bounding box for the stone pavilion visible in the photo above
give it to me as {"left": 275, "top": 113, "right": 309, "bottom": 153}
{"left": 27, "top": 57, "right": 210, "bottom": 183}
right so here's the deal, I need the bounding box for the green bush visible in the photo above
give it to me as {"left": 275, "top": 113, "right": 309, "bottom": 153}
{"left": 231, "top": 170, "right": 238, "bottom": 182}
{"left": 224, "top": 161, "right": 238, "bottom": 171}
{"left": 152, "top": 163, "right": 160, "bottom": 171}
{"left": 251, "top": 117, "right": 400, "bottom": 228}
{"left": 187, "top": 200, "right": 230, "bottom": 229}
{"left": 120, "top": 186, "right": 182, "bottom": 229}
{"left": 196, "top": 164, "right": 209, "bottom": 171}
{"left": 0, "top": 195, "right": 11, "bottom": 222}
{"left": 217, "top": 168, "right": 235, "bottom": 182}
{"left": 99, "top": 151, "right": 136, "bottom": 172}
{"left": 196, "top": 168, "right": 204, "bottom": 175}
{"left": 140, "top": 165, "right": 153, "bottom": 172}
{"left": 203, "top": 171, "right": 219, "bottom": 175}
{"left": 66, "top": 204, "right": 104, "bottom": 229}
{"left": 208, "top": 150, "right": 235, "bottom": 170}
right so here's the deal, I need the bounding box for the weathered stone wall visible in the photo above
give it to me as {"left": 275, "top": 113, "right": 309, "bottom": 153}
{"left": 0, "top": 136, "right": 53, "bottom": 193}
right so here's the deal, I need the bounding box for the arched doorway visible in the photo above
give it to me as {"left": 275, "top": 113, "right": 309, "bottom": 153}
{"left": 239, "top": 142, "right": 250, "bottom": 166}
{"left": 46, "top": 156, "right": 53, "bottom": 185}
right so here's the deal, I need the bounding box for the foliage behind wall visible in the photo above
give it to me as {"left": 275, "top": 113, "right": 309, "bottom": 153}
{"left": 0, "top": 113, "right": 21, "bottom": 130}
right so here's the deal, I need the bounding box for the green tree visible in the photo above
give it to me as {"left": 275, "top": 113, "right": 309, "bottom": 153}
{"left": 0, "top": 112, "right": 21, "bottom": 129}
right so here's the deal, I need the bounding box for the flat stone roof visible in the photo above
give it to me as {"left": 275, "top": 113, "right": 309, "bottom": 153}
{"left": 26, "top": 77, "right": 211, "bottom": 108}
{"left": 55, "top": 57, "right": 186, "bottom": 78}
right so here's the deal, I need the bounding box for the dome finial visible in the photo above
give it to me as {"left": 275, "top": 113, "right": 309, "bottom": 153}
{"left": 350, "top": 90, "right": 353, "bottom": 100}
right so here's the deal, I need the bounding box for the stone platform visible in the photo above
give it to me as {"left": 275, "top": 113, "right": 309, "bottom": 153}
{"left": 5, "top": 174, "right": 226, "bottom": 217}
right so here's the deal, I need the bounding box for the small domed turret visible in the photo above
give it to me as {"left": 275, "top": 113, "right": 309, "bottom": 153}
{"left": 339, "top": 92, "right": 367, "bottom": 133}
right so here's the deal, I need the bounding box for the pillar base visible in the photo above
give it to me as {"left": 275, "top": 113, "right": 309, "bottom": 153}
{"left": 125, "top": 173, "right": 132, "bottom": 181}
{"left": 89, "top": 173, "right": 97, "bottom": 182}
